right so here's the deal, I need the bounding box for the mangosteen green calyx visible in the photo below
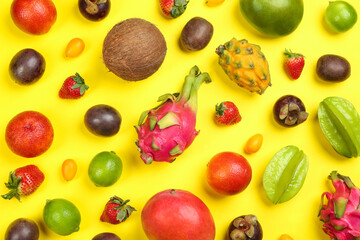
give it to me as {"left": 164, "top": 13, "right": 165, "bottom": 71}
{"left": 102, "top": 18, "right": 167, "bottom": 81}
{"left": 273, "top": 95, "right": 308, "bottom": 127}
{"left": 227, "top": 215, "right": 263, "bottom": 240}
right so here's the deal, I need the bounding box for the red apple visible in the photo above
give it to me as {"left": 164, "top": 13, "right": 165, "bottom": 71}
{"left": 11, "top": 0, "right": 57, "bottom": 35}
{"left": 5, "top": 111, "right": 54, "bottom": 158}
{"left": 141, "top": 189, "right": 216, "bottom": 240}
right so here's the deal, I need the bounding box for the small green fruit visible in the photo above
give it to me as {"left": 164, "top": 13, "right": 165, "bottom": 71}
{"left": 324, "top": 1, "right": 357, "bottom": 33}
{"left": 43, "top": 198, "right": 81, "bottom": 236}
{"left": 88, "top": 151, "right": 123, "bottom": 187}
{"left": 263, "top": 145, "right": 309, "bottom": 204}
{"left": 318, "top": 97, "right": 360, "bottom": 158}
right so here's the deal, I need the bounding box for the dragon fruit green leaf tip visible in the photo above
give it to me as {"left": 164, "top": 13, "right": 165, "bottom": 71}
{"left": 135, "top": 65, "right": 211, "bottom": 164}
{"left": 319, "top": 171, "right": 360, "bottom": 240}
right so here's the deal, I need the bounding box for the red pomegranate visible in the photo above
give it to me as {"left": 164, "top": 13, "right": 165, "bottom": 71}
{"left": 141, "top": 189, "right": 215, "bottom": 240}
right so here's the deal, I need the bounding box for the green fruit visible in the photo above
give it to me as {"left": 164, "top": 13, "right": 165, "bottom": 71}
{"left": 318, "top": 97, "right": 360, "bottom": 158}
{"left": 324, "top": 1, "right": 357, "bottom": 33}
{"left": 88, "top": 151, "right": 123, "bottom": 187}
{"left": 43, "top": 198, "right": 81, "bottom": 236}
{"left": 239, "top": 0, "right": 304, "bottom": 37}
{"left": 263, "top": 145, "right": 309, "bottom": 204}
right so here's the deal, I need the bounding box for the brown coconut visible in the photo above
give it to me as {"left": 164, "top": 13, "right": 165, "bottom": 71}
{"left": 102, "top": 18, "right": 167, "bottom": 81}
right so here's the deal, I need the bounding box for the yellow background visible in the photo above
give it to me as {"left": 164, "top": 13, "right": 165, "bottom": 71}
{"left": 1, "top": 0, "right": 360, "bottom": 239}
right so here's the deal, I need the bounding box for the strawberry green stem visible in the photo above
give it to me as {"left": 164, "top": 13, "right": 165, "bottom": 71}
{"left": 215, "top": 102, "right": 228, "bottom": 116}
{"left": 110, "top": 196, "right": 136, "bottom": 222}
{"left": 284, "top": 49, "right": 304, "bottom": 59}
{"left": 170, "top": 0, "right": 188, "bottom": 18}
{"left": 1, "top": 172, "right": 21, "bottom": 202}
{"left": 1, "top": 189, "right": 20, "bottom": 201}
{"left": 71, "top": 73, "right": 89, "bottom": 95}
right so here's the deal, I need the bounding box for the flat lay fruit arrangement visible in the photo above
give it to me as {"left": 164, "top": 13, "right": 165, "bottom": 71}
{"left": 1, "top": 0, "right": 360, "bottom": 239}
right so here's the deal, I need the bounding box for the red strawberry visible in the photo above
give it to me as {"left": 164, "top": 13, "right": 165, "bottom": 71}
{"left": 215, "top": 101, "right": 242, "bottom": 126}
{"left": 100, "top": 196, "right": 136, "bottom": 224}
{"left": 59, "top": 73, "right": 89, "bottom": 99}
{"left": 160, "top": 0, "right": 188, "bottom": 18}
{"left": 284, "top": 49, "right": 305, "bottom": 80}
{"left": 2, "top": 165, "right": 45, "bottom": 201}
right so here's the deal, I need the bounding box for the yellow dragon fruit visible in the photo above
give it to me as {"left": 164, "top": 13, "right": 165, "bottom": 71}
{"left": 135, "top": 66, "right": 211, "bottom": 164}
{"left": 216, "top": 38, "right": 271, "bottom": 94}
{"left": 319, "top": 171, "right": 360, "bottom": 239}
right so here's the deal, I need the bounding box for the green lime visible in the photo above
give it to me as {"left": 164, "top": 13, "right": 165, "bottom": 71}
{"left": 88, "top": 151, "right": 123, "bottom": 187}
{"left": 325, "top": 1, "right": 357, "bottom": 33}
{"left": 43, "top": 198, "right": 81, "bottom": 236}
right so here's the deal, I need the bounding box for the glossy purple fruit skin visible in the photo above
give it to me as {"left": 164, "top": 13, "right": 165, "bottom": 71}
{"left": 92, "top": 232, "right": 121, "bottom": 240}
{"left": 316, "top": 54, "right": 351, "bottom": 82}
{"left": 78, "top": 0, "right": 111, "bottom": 21}
{"left": 9, "top": 49, "right": 45, "bottom": 85}
{"left": 5, "top": 218, "right": 39, "bottom": 240}
{"left": 180, "top": 17, "right": 214, "bottom": 51}
{"left": 84, "top": 104, "right": 121, "bottom": 137}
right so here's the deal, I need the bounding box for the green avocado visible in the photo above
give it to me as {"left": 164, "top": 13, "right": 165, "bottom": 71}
{"left": 239, "top": 0, "right": 304, "bottom": 37}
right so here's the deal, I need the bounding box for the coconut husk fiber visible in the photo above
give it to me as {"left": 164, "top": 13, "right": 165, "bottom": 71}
{"left": 102, "top": 18, "right": 167, "bottom": 81}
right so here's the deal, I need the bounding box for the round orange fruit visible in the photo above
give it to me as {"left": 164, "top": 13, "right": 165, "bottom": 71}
{"left": 206, "top": 152, "right": 252, "bottom": 195}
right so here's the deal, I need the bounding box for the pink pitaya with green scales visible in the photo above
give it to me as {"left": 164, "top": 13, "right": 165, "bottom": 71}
{"left": 135, "top": 66, "right": 211, "bottom": 164}
{"left": 319, "top": 171, "right": 360, "bottom": 240}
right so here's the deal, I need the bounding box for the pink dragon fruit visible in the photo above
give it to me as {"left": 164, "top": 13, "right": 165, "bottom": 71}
{"left": 319, "top": 171, "right": 360, "bottom": 240}
{"left": 135, "top": 66, "right": 211, "bottom": 164}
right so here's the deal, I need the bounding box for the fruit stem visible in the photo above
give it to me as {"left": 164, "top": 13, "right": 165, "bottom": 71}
{"left": 284, "top": 48, "right": 304, "bottom": 59}
{"left": 186, "top": 70, "right": 211, "bottom": 113}
{"left": 1, "top": 172, "right": 21, "bottom": 202}
{"left": 215, "top": 102, "right": 228, "bottom": 116}
{"left": 177, "top": 66, "right": 200, "bottom": 103}
{"left": 329, "top": 171, "right": 356, "bottom": 189}
{"left": 177, "top": 66, "right": 211, "bottom": 113}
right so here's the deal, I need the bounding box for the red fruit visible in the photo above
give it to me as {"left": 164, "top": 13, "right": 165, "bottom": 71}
{"left": 141, "top": 189, "right": 215, "bottom": 240}
{"left": 59, "top": 73, "right": 89, "bottom": 99}
{"left": 206, "top": 152, "right": 252, "bottom": 195}
{"left": 6, "top": 111, "right": 54, "bottom": 158}
{"left": 284, "top": 49, "right": 305, "bottom": 80}
{"left": 2, "top": 165, "right": 45, "bottom": 201}
{"left": 160, "top": 0, "right": 188, "bottom": 18}
{"left": 100, "top": 196, "right": 136, "bottom": 224}
{"left": 11, "top": 0, "right": 57, "bottom": 35}
{"left": 215, "top": 101, "right": 241, "bottom": 126}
